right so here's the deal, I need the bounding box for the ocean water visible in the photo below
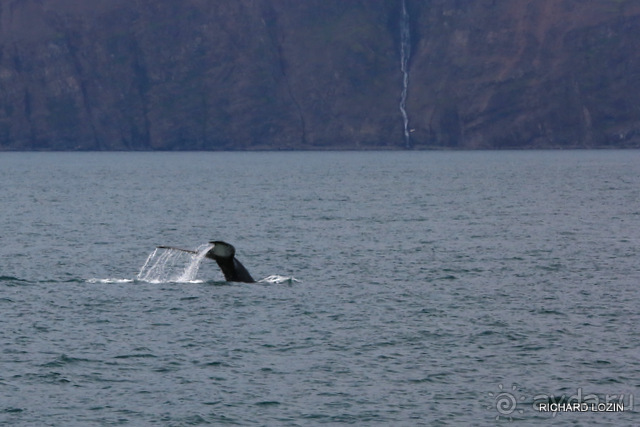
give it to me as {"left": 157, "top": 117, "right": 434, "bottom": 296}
{"left": 1, "top": 150, "right": 639, "bottom": 425}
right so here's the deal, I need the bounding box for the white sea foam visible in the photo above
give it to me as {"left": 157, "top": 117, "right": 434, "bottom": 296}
{"left": 258, "top": 275, "right": 301, "bottom": 284}
{"left": 88, "top": 278, "right": 135, "bottom": 284}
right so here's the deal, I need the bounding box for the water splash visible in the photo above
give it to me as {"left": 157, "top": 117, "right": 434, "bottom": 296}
{"left": 399, "top": 0, "right": 412, "bottom": 148}
{"left": 88, "top": 278, "right": 134, "bottom": 284}
{"left": 136, "top": 244, "right": 213, "bottom": 283}
{"left": 258, "top": 275, "right": 301, "bottom": 284}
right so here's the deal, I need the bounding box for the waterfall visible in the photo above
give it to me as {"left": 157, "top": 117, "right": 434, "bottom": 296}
{"left": 399, "top": 0, "right": 412, "bottom": 148}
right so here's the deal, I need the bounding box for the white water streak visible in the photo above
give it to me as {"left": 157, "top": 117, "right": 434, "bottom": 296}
{"left": 258, "top": 275, "right": 301, "bottom": 284}
{"left": 176, "top": 245, "right": 212, "bottom": 282}
{"left": 136, "top": 244, "right": 213, "bottom": 283}
{"left": 399, "top": 0, "right": 411, "bottom": 148}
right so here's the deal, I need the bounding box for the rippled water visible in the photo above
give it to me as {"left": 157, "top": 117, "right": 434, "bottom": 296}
{"left": 1, "top": 151, "right": 639, "bottom": 425}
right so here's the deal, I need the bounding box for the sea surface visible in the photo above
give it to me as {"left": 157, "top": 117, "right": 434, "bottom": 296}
{"left": 1, "top": 150, "right": 639, "bottom": 426}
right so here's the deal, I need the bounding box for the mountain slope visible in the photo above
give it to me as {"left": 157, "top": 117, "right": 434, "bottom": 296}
{"left": 1, "top": 0, "right": 639, "bottom": 150}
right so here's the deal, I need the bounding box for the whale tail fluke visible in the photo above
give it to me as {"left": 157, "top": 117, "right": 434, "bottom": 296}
{"left": 154, "top": 241, "right": 255, "bottom": 283}
{"left": 156, "top": 245, "right": 198, "bottom": 255}
{"left": 205, "top": 241, "right": 255, "bottom": 283}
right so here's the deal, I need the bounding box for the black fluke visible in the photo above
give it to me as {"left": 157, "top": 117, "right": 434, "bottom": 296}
{"left": 205, "top": 241, "right": 255, "bottom": 283}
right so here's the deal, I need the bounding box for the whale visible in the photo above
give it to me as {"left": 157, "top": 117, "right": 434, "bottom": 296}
{"left": 157, "top": 240, "right": 255, "bottom": 283}
{"left": 204, "top": 240, "right": 255, "bottom": 283}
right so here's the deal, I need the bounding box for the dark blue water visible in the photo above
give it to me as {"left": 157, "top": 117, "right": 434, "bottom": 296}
{"left": 1, "top": 151, "right": 639, "bottom": 425}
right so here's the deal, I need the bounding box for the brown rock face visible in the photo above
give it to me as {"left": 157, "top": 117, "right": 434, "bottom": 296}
{"left": 1, "top": 0, "right": 639, "bottom": 150}
{"left": 408, "top": 0, "right": 640, "bottom": 149}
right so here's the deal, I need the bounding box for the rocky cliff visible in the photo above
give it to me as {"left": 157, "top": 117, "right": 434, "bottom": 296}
{"left": 1, "top": 0, "right": 639, "bottom": 150}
